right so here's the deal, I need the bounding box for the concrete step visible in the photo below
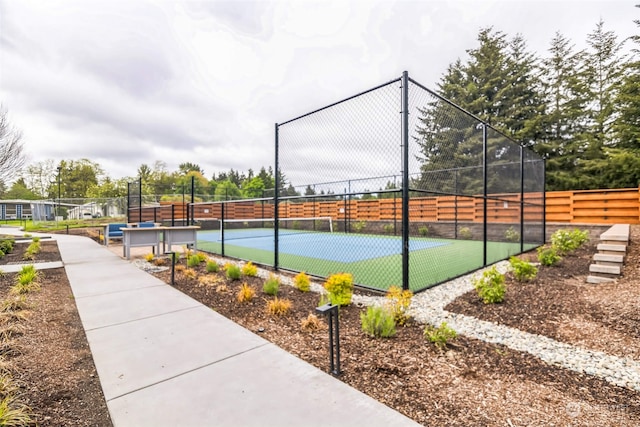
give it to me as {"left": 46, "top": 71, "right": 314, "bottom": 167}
{"left": 597, "top": 243, "right": 627, "bottom": 253}
{"left": 599, "top": 224, "right": 630, "bottom": 243}
{"left": 593, "top": 253, "right": 624, "bottom": 263}
{"left": 589, "top": 264, "right": 621, "bottom": 275}
{"left": 586, "top": 275, "right": 617, "bottom": 284}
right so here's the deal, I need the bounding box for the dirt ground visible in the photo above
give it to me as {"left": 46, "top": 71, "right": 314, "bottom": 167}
{"left": 2, "top": 226, "right": 640, "bottom": 426}
{"left": 0, "top": 238, "right": 111, "bottom": 426}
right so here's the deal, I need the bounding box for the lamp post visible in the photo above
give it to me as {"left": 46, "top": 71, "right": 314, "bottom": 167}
{"left": 57, "top": 166, "right": 61, "bottom": 221}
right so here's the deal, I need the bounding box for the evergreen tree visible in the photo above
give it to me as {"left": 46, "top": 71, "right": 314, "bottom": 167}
{"left": 537, "top": 32, "right": 590, "bottom": 190}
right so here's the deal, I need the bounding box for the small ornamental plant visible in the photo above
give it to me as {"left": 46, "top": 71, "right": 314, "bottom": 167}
{"left": 537, "top": 246, "right": 561, "bottom": 266}
{"left": 226, "top": 264, "right": 242, "bottom": 281}
{"left": 144, "top": 253, "right": 155, "bottom": 262}
{"left": 508, "top": 256, "right": 538, "bottom": 282}
{"left": 551, "top": 228, "right": 589, "bottom": 254}
{"left": 418, "top": 225, "right": 429, "bottom": 237}
{"left": 266, "top": 297, "right": 292, "bottom": 316}
{"left": 263, "top": 274, "right": 280, "bottom": 296}
{"left": 241, "top": 261, "right": 258, "bottom": 277}
{"left": 293, "top": 272, "right": 311, "bottom": 292}
{"left": 236, "top": 283, "right": 255, "bottom": 303}
{"left": 473, "top": 266, "right": 506, "bottom": 304}
{"left": 183, "top": 268, "right": 197, "bottom": 280}
{"left": 424, "top": 322, "right": 457, "bottom": 350}
{"left": 206, "top": 261, "right": 219, "bottom": 273}
{"left": 459, "top": 227, "right": 473, "bottom": 239}
{"left": 385, "top": 285, "right": 413, "bottom": 326}
{"left": 352, "top": 221, "right": 366, "bottom": 233}
{"left": 186, "top": 255, "right": 200, "bottom": 268}
{"left": 324, "top": 273, "right": 354, "bottom": 306}
{"left": 504, "top": 226, "right": 520, "bottom": 243}
{"left": 300, "top": 313, "right": 323, "bottom": 331}
{"left": 360, "top": 306, "right": 396, "bottom": 338}
{"left": 383, "top": 224, "right": 394, "bottom": 234}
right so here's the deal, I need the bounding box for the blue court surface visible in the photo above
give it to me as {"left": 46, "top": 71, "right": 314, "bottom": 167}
{"left": 198, "top": 230, "right": 448, "bottom": 263}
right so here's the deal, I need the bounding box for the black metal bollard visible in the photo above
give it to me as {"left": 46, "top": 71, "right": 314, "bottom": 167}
{"left": 316, "top": 303, "right": 341, "bottom": 376}
{"left": 166, "top": 252, "right": 176, "bottom": 286}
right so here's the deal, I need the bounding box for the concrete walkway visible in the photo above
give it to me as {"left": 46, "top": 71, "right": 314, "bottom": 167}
{"left": 3, "top": 228, "right": 418, "bottom": 427}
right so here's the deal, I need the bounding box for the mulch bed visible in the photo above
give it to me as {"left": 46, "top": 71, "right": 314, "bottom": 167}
{"left": 149, "top": 254, "right": 640, "bottom": 426}
{"left": 0, "top": 238, "right": 111, "bottom": 426}
{"left": 0, "top": 228, "right": 638, "bottom": 425}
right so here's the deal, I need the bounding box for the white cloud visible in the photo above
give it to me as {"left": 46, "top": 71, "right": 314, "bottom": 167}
{"left": 0, "top": 0, "right": 637, "bottom": 186}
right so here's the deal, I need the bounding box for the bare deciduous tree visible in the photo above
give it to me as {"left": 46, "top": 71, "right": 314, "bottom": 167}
{"left": 0, "top": 107, "right": 26, "bottom": 183}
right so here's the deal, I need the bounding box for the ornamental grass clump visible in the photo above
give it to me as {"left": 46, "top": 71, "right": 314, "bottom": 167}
{"left": 206, "top": 261, "right": 219, "bottom": 273}
{"left": 241, "top": 261, "right": 258, "bottom": 277}
{"left": 360, "top": 305, "right": 396, "bottom": 338}
{"left": 262, "top": 274, "right": 280, "bottom": 296}
{"left": 300, "top": 313, "right": 323, "bottom": 331}
{"left": 473, "top": 266, "right": 506, "bottom": 304}
{"left": 11, "top": 266, "right": 40, "bottom": 295}
{"left": 509, "top": 256, "right": 538, "bottom": 282}
{"left": 266, "top": 298, "right": 292, "bottom": 317}
{"left": 324, "top": 273, "right": 353, "bottom": 306}
{"left": 0, "top": 396, "right": 33, "bottom": 426}
{"left": 385, "top": 285, "right": 413, "bottom": 326}
{"left": 226, "top": 264, "right": 241, "bottom": 281}
{"left": 293, "top": 272, "right": 311, "bottom": 292}
{"left": 22, "top": 241, "right": 40, "bottom": 261}
{"left": 236, "top": 283, "right": 255, "bottom": 303}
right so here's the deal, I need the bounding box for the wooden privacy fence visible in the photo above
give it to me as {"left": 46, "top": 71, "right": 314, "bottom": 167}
{"left": 130, "top": 187, "right": 640, "bottom": 225}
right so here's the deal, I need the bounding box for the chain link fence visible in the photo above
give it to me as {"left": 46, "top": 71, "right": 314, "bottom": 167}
{"left": 124, "top": 72, "right": 545, "bottom": 293}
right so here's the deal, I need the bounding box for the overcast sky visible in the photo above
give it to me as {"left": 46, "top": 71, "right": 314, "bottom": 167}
{"left": 0, "top": 0, "right": 637, "bottom": 185}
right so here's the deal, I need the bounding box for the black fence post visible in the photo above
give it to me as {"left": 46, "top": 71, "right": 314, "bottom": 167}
{"left": 274, "top": 123, "right": 279, "bottom": 270}
{"left": 138, "top": 177, "right": 142, "bottom": 223}
{"left": 482, "top": 123, "right": 488, "bottom": 266}
{"left": 401, "top": 70, "right": 410, "bottom": 291}
{"left": 519, "top": 145, "right": 525, "bottom": 252}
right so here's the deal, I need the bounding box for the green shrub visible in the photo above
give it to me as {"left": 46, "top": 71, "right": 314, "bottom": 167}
{"left": 226, "top": 264, "right": 241, "bottom": 280}
{"left": 187, "top": 255, "right": 201, "bottom": 268}
{"left": 352, "top": 221, "right": 366, "bottom": 233}
{"left": 317, "top": 294, "right": 330, "bottom": 307}
{"left": 0, "top": 239, "right": 14, "bottom": 254}
{"left": 206, "top": 261, "right": 219, "bottom": 273}
{"left": 459, "top": 227, "right": 472, "bottom": 239}
{"left": 424, "top": 322, "right": 457, "bottom": 349}
{"left": 383, "top": 224, "right": 394, "bottom": 234}
{"left": 473, "top": 266, "right": 506, "bottom": 304}
{"left": 537, "top": 246, "right": 562, "bottom": 266}
{"left": 551, "top": 228, "right": 589, "bottom": 254}
{"left": 418, "top": 225, "right": 429, "bottom": 237}
{"left": 262, "top": 274, "right": 280, "bottom": 296}
{"left": 504, "top": 226, "right": 520, "bottom": 242}
{"left": 292, "top": 220, "right": 301, "bottom": 230}
{"left": 509, "top": 256, "right": 538, "bottom": 282}
{"left": 241, "top": 261, "right": 258, "bottom": 277}
{"left": 293, "top": 271, "right": 311, "bottom": 292}
{"left": 324, "top": 273, "right": 354, "bottom": 306}
{"left": 385, "top": 285, "right": 412, "bottom": 326}
{"left": 360, "top": 306, "right": 396, "bottom": 338}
